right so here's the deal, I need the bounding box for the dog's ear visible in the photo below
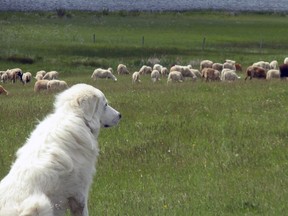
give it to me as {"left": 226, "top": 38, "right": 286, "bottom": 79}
{"left": 77, "top": 95, "right": 99, "bottom": 122}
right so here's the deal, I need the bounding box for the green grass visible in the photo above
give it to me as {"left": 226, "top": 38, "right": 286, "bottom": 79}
{"left": 1, "top": 11, "right": 288, "bottom": 215}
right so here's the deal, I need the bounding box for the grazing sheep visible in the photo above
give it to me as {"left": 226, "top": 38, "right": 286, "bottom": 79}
{"left": 1, "top": 73, "right": 8, "bottom": 83}
{"left": 151, "top": 70, "right": 161, "bottom": 83}
{"left": 34, "top": 80, "right": 49, "bottom": 92}
{"left": 47, "top": 80, "right": 68, "bottom": 91}
{"left": 153, "top": 63, "right": 163, "bottom": 72}
{"left": 252, "top": 61, "right": 270, "bottom": 71}
{"left": 91, "top": 68, "right": 117, "bottom": 81}
{"left": 35, "top": 73, "right": 43, "bottom": 81}
{"left": 0, "top": 85, "right": 8, "bottom": 95}
{"left": 221, "top": 69, "right": 240, "bottom": 81}
{"left": 270, "top": 60, "right": 278, "bottom": 70}
{"left": 284, "top": 58, "right": 288, "bottom": 64}
{"left": 117, "top": 64, "right": 129, "bottom": 75}
{"left": 200, "top": 60, "right": 213, "bottom": 71}
{"left": 132, "top": 71, "right": 141, "bottom": 83}
{"left": 36, "top": 70, "right": 46, "bottom": 76}
{"left": 167, "top": 71, "right": 184, "bottom": 83}
{"left": 225, "top": 59, "right": 236, "bottom": 65}
{"left": 160, "top": 67, "right": 168, "bottom": 76}
{"left": 235, "top": 63, "right": 243, "bottom": 72}
{"left": 279, "top": 64, "right": 288, "bottom": 79}
{"left": 6, "top": 68, "right": 23, "bottom": 83}
{"left": 43, "top": 71, "right": 59, "bottom": 80}
{"left": 266, "top": 69, "right": 280, "bottom": 80}
{"left": 139, "top": 65, "right": 152, "bottom": 75}
{"left": 212, "top": 63, "right": 223, "bottom": 72}
{"left": 202, "top": 68, "right": 220, "bottom": 82}
{"left": 22, "top": 72, "right": 32, "bottom": 84}
{"left": 191, "top": 69, "right": 202, "bottom": 78}
{"left": 244, "top": 66, "right": 266, "bottom": 80}
{"left": 223, "top": 62, "right": 236, "bottom": 71}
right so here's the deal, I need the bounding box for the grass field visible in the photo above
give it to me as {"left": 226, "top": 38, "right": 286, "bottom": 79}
{"left": 1, "top": 11, "right": 288, "bottom": 215}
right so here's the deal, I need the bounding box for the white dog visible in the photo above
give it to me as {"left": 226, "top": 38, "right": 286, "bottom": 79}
{"left": 0, "top": 83, "right": 121, "bottom": 216}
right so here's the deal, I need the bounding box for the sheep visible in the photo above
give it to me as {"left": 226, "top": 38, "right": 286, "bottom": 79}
{"left": 1, "top": 73, "right": 8, "bottom": 83}
{"left": 201, "top": 68, "right": 220, "bottom": 82}
{"left": 43, "top": 71, "right": 59, "bottom": 80}
{"left": 160, "top": 67, "right": 168, "bottom": 76}
{"left": 266, "top": 69, "right": 280, "bottom": 80}
{"left": 6, "top": 68, "right": 23, "bottom": 83}
{"left": 153, "top": 63, "right": 163, "bottom": 73}
{"left": 279, "top": 64, "right": 288, "bottom": 79}
{"left": 200, "top": 60, "right": 213, "bottom": 71}
{"left": 167, "top": 71, "right": 184, "bottom": 83}
{"left": 35, "top": 73, "right": 43, "bottom": 81}
{"left": 22, "top": 72, "right": 32, "bottom": 84}
{"left": 151, "top": 70, "right": 161, "bottom": 83}
{"left": 252, "top": 61, "right": 270, "bottom": 71}
{"left": 191, "top": 69, "right": 202, "bottom": 78}
{"left": 132, "top": 71, "right": 141, "bottom": 83}
{"left": 47, "top": 80, "right": 68, "bottom": 91}
{"left": 244, "top": 66, "right": 266, "bottom": 80}
{"left": 212, "top": 63, "right": 223, "bottom": 72}
{"left": 139, "top": 65, "right": 152, "bottom": 75}
{"left": 0, "top": 85, "right": 8, "bottom": 95}
{"left": 91, "top": 68, "right": 117, "bottom": 81}
{"left": 269, "top": 60, "right": 278, "bottom": 70}
{"left": 117, "top": 64, "right": 129, "bottom": 75}
{"left": 36, "top": 70, "right": 46, "bottom": 76}
{"left": 169, "top": 65, "right": 196, "bottom": 80}
{"left": 223, "top": 62, "right": 236, "bottom": 71}
{"left": 34, "top": 80, "right": 49, "bottom": 92}
{"left": 225, "top": 59, "right": 236, "bottom": 65}
{"left": 221, "top": 69, "right": 240, "bottom": 81}
{"left": 235, "top": 63, "right": 243, "bottom": 72}
{"left": 284, "top": 58, "right": 288, "bottom": 64}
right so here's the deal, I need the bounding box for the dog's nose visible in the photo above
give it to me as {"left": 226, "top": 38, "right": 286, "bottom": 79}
{"left": 119, "top": 113, "right": 122, "bottom": 119}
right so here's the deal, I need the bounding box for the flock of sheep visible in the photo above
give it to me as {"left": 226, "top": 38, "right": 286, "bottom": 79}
{"left": 1, "top": 57, "right": 288, "bottom": 95}
{"left": 91, "top": 57, "right": 288, "bottom": 84}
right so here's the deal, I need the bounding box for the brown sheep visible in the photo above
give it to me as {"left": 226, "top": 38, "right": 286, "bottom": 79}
{"left": 244, "top": 66, "right": 266, "bottom": 80}
{"left": 201, "top": 68, "right": 220, "bottom": 82}
{"left": 0, "top": 85, "right": 8, "bottom": 95}
{"left": 34, "top": 80, "right": 49, "bottom": 92}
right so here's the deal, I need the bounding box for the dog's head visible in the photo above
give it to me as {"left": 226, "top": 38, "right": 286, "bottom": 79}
{"left": 54, "top": 83, "right": 121, "bottom": 134}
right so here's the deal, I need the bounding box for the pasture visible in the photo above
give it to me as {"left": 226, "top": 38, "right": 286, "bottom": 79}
{"left": 1, "top": 11, "right": 288, "bottom": 215}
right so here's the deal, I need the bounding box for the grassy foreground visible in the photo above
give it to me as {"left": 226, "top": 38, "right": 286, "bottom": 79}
{"left": 1, "top": 11, "right": 288, "bottom": 215}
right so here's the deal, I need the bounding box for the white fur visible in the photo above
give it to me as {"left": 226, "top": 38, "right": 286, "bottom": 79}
{"left": 0, "top": 83, "right": 121, "bottom": 216}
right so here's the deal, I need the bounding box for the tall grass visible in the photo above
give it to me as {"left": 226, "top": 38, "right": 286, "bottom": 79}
{"left": 1, "top": 11, "right": 288, "bottom": 215}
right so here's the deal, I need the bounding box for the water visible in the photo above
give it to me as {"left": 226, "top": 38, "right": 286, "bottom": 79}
{"left": 0, "top": 0, "right": 287, "bottom": 12}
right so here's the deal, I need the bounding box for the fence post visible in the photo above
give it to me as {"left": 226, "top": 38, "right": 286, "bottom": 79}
{"left": 93, "top": 34, "right": 96, "bottom": 43}
{"left": 142, "top": 36, "right": 144, "bottom": 46}
{"left": 259, "top": 39, "right": 263, "bottom": 53}
{"left": 202, "top": 37, "right": 206, "bottom": 50}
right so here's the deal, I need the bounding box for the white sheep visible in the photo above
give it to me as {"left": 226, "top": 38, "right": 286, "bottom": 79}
{"left": 151, "top": 70, "right": 161, "bottom": 83}
{"left": 1, "top": 72, "right": 8, "bottom": 83}
{"left": 223, "top": 62, "right": 236, "bottom": 71}
{"left": 36, "top": 70, "right": 46, "bottom": 76}
{"left": 253, "top": 61, "right": 270, "bottom": 71}
{"left": 43, "top": 71, "right": 59, "bottom": 80}
{"left": 284, "top": 57, "right": 288, "bottom": 64}
{"left": 221, "top": 69, "right": 240, "bottom": 81}
{"left": 47, "top": 80, "right": 69, "bottom": 91}
{"left": 117, "top": 64, "right": 129, "bottom": 75}
{"left": 6, "top": 68, "right": 23, "bottom": 83}
{"left": 34, "top": 80, "right": 49, "bottom": 92}
{"left": 132, "top": 71, "right": 141, "bottom": 83}
{"left": 139, "top": 65, "right": 152, "bottom": 75}
{"left": 190, "top": 69, "right": 202, "bottom": 78}
{"left": 22, "top": 72, "right": 32, "bottom": 84}
{"left": 200, "top": 60, "right": 213, "bottom": 71}
{"left": 270, "top": 60, "right": 278, "bottom": 69}
{"left": 35, "top": 74, "right": 43, "bottom": 81}
{"left": 266, "top": 69, "right": 280, "bottom": 80}
{"left": 153, "top": 63, "right": 163, "bottom": 72}
{"left": 167, "top": 71, "right": 184, "bottom": 83}
{"left": 91, "top": 68, "right": 117, "bottom": 81}
{"left": 160, "top": 67, "right": 168, "bottom": 76}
